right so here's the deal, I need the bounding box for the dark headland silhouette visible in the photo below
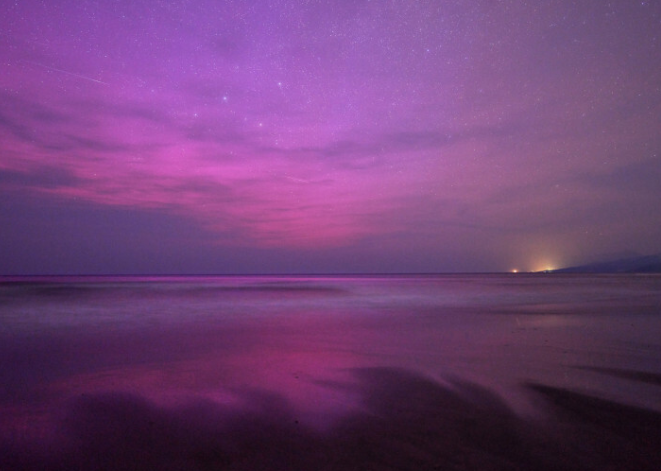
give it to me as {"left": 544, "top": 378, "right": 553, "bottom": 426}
{"left": 544, "top": 253, "right": 661, "bottom": 274}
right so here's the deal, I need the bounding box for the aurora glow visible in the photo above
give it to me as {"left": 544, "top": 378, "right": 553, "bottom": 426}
{"left": 1, "top": 1, "right": 660, "bottom": 274}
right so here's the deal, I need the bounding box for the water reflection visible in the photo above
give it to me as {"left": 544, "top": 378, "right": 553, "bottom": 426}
{"left": 1, "top": 274, "right": 660, "bottom": 469}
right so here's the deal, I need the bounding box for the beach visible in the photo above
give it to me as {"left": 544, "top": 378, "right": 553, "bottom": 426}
{"left": 1, "top": 274, "right": 660, "bottom": 469}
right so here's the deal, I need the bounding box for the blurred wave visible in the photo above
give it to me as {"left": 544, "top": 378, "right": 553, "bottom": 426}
{"left": 2, "top": 368, "right": 660, "bottom": 471}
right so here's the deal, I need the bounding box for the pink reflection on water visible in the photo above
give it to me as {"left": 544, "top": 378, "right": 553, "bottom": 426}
{"left": 43, "top": 332, "right": 368, "bottom": 431}
{"left": 2, "top": 275, "right": 661, "bottom": 452}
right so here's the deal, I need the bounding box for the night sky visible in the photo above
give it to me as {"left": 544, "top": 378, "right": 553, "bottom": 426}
{"left": 1, "top": 0, "right": 660, "bottom": 274}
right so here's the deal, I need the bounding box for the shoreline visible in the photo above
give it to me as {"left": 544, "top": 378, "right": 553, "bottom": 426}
{"left": 2, "top": 367, "right": 660, "bottom": 470}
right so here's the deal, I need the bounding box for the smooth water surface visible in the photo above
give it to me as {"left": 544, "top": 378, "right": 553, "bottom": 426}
{"left": 1, "top": 274, "right": 660, "bottom": 469}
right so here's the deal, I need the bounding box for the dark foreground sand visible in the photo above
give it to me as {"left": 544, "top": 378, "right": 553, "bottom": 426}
{"left": 2, "top": 367, "right": 660, "bottom": 471}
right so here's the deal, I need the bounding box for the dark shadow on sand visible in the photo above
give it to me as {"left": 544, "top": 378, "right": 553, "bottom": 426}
{"left": 574, "top": 365, "right": 661, "bottom": 386}
{"left": 2, "top": 367, "right": 661, "bottom": 470}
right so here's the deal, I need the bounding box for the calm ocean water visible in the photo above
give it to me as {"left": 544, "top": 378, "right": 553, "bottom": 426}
{"left": 2, "top": 274, "right": 661, "bottom": 469}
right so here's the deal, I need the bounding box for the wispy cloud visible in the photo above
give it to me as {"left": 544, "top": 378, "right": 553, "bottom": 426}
{"left": 1, "top": 0, "right": 660, "bottom": 271}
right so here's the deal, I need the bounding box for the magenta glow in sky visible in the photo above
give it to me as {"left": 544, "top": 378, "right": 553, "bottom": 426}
{"left": 1, "top": 1, "right": 660, "bottom": 274}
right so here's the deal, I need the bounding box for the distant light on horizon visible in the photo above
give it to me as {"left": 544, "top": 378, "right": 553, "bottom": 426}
{"left": 529, "top": 258, "right": 559, "bottom": 273}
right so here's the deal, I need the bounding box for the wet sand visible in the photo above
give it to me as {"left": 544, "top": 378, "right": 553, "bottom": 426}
{"left": 3, "top": 275, "right": 660, "bottom": 469}
{"left": 2, "top": 367, "right": 660, "bottom": 471}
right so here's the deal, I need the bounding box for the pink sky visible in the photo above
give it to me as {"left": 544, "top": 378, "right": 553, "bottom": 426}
{"left": 1, "top": 0, "right": 660, "bottom": 273}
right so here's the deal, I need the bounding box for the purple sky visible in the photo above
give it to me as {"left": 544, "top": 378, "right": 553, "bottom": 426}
{"left": 1, "top": 0, "right": 660, "bottom": 274}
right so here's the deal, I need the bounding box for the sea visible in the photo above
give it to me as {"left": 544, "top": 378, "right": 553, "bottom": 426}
{"left": 1, "top": 274, "right": 660, "bottom": 470}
